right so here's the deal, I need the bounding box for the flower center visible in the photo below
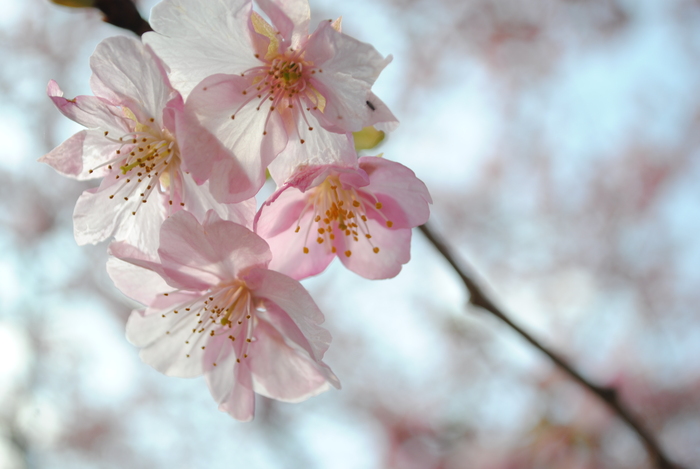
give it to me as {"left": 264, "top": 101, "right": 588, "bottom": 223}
{"left": 92, "top": 112, "right": 183, "bottom": 215}
{"left": 294, "top": 175, "right": 394, "bottom": 257}
{"left": 160, "top": 283, "right": 260, "bottom": 365}
{"left": 229, "top": 52, "right": 326, "bottom": 144}
{"left": 271, "top": 58, "right": 304, "bottom": 87}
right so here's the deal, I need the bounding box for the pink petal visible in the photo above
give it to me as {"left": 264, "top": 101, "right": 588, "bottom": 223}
{"left": 256, "top": 0, "right": 310, "bottom": 49}
{"left": 254, "top": 163, "right": 363, "bottom": 236}
{"left": 333, "top": 218, "right": 412, "bottom": 280}
{"left": 47, "top": 80, "right": 130, "bottom": 133}
{"left": 157, "top": 211, "right": 272, "bottom": 288}
{"left": 249, "top": 268, "right": 331, "bottom": 359}
{"left": 262, "top": 212, "right": 336, "bottom": 280}
{"left": 38, "top": 130, "right": 87, "bottom": 179}
{"left": 145, "top": 0, "right": 260, "bottom": 98}
{"left": 106, "top": 253, "right": 172, "bottom": 305}
{"left": 184, "top": 73, "right": 287, "bottom": 201}
{"left": 255, "top": 183, "right": 309, "bottom": 238}
{"left": 249, "top": 320, "right": 337, "bottom": 403}
{"left": 206, "top": 349, "right": 256, "bottom": 421}
{"left": 72, "top": 176, "right": 168, "bottom": 248}
{"left": 179, "top": 173, "right": 256, "bottom": 229}
{"left": 358, "top": 156, "right": 432, "bottom": 229}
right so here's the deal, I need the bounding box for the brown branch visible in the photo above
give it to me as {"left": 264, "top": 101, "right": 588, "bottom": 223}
{"left": 419, "top": 223, "right": 683, "bottom": 469}
{"left": 94, "top": 0, "right": 151, "bottom": 36}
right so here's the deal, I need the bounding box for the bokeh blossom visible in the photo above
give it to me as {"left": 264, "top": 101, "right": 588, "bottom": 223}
{"left": 255, "top": 156, "right": 432, "bottom": 280}
{"left": 145, "top": 0, "right": 398, "bottom": 202}
{"left": 40, "top": 36, "right": 254, "bottom": 251}
{"left": 108, "top": 210, "right": 339, "bottom": 421}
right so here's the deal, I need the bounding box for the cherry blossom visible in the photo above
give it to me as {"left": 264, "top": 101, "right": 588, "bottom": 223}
{"left": 254, "top": 156, "right": 432, "bottom": 280}
{"left": 145, "top": 0, "right": 398, "bottom": 202}
{"left": 40, "top": 36, "right": 253, "bottom": 251}
{"left": 108, "top": 210, "right": 339, "bottom": 421}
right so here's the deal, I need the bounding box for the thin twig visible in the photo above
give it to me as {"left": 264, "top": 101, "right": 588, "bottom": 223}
{"left": 418, "top": 223, "right": 682, "bottom": 469}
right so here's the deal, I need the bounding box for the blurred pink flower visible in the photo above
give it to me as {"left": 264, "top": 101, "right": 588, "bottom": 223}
{"left": 40, "top": 36, "right": 253, "bottom": 252}
{"left": 145, "top": 0, "right": 398, "bottom": 202}
{"left": 108, "top": 210, "right": 339, "bottom": 421}
{"left": 255, "top": 156, "right": 432, "bottom": 280}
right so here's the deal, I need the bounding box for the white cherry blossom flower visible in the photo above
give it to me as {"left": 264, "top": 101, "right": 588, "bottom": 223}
{"left": 145, "top": 0, "right": 398, "bottom": 202}
{"left": 40, "top": 36, "right": 253, "bottom": 251}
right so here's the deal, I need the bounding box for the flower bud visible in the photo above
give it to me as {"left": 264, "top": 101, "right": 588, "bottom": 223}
{"left": 49, "top": 0, "right": 95, "bottom": 8}
{"left": 353, "top": 126, "right": 385, "bottom": 151}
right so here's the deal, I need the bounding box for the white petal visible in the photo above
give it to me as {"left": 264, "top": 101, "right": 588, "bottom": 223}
{"left": 90, "top": 36, "right": 175, "bottom": 127}
{"left": 304, "top": 22, "right": 398, "bottom": 131}
{"left": 126, "top": 295, "right": 210, "bottom": 378}
{"left": 145, "top": 0, "right": 261, "bottom": 98}
{"left": 107, "top": 255, "right": 172, "bottom": 305}
{"left": 308, "top": 22, "right": 391, "bottom": 84}
{"left": 267, "top": 115, "right": 356, "bottom": 185}
{"left": 72, "top": 174, "right": 167, "bottom": 248}
{"left": 180, "top": 173, "right": 257, "bottom": 229}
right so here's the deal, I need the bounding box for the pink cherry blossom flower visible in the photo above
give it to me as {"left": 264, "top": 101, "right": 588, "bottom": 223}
{"left": 108, "top": 210, "right": 339, "bottom": 421}
{"left": 40, "top": 36, "right": 253, "bottom": 252}
{"left": 254, "top": 156, "right": 432, "bottom": 280}
{"left": 145, "top": 0, "right": 399, "bottom": 201}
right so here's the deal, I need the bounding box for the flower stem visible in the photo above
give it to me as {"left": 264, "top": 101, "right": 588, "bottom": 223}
{"left": 418, "top": 223, "right": 683, "bottom": 469}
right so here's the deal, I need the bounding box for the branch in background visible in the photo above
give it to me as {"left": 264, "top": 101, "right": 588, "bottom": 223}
{"left": 418, "top": 223, "right": 682, "bottom": 469}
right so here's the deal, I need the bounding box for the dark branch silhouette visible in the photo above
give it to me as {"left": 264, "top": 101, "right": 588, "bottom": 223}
{"left": 418, "top": 223, "right": 682, "bottom": 469}
{"left": 94, "top": 0, "right": 152, "bottom": 36}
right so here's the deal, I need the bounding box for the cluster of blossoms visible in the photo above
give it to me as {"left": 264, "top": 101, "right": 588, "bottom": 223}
{"left": 42, "top": 0, "right": 431, "bottom": 421}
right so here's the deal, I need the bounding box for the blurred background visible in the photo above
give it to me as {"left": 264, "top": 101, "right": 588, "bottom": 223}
{"left": 1, "top": 0, "right": 700, "bottom": 467}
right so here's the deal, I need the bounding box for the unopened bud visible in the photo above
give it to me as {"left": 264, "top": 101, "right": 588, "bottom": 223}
{"left": 353, "top": 126, "right": 385, "bottom": 151}
{"left": 49, "top": 0, "right": 95, "bottom": 7}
